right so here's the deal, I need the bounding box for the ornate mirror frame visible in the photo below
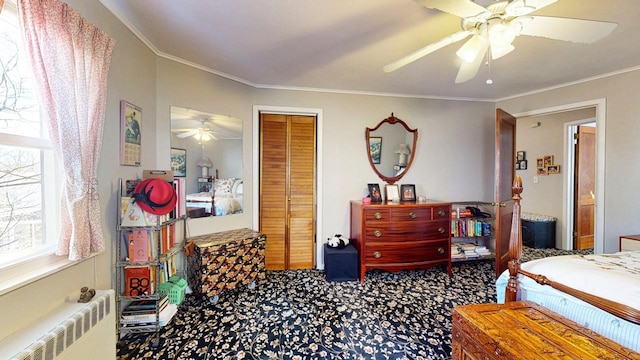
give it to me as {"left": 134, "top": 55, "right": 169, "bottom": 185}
{"left": 365, "top": 113, "right": 418, "bottom": 185}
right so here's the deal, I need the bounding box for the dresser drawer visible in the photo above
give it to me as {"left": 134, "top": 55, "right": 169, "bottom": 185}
{"left": 432, "top": 206, "right": 450, "bottom": 219}
{"left": 364, "top": 219, "right": 449, "bottom": 241}
{"left": 364, "top": 208, "right": 390, "bottom": 222}
{"left": 365, "top": 239, "right": 449, "bottom": 264}
{"left": 389, "top": 207, "right": 432, "bottom": 221}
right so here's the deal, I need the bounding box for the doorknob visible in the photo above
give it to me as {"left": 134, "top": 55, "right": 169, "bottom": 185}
{"left": 590, "top": 190, "right": 595, "bottom": 199}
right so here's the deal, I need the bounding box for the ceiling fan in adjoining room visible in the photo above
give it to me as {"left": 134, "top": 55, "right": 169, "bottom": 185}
{"left": 383, "top": 0, "right": 617, "bottom": 84}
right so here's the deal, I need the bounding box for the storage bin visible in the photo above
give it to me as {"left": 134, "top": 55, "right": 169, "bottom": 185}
{"left": 324, "top": 244, "right": 358, "bottom": 281}
{"left": 159, "top": 276, "right": 187, "bottom": 304}
{"left": 521, "top": 213, "right": 556, "bottom": 249}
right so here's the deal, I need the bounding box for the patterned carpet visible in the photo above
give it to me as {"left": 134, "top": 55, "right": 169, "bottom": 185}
{"left": 116, "top": 247, "right": 591, "bottom": 360}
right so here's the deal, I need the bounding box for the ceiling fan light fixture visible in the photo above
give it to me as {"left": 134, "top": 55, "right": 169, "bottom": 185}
{"left": 456, "top": 34, "right": 487, "bottom": 63}
{"left": 491, "top": 43, "right": 515, "bottom": 59}
{"left": 488, "top": 21, "right": 517, "bottom": 49}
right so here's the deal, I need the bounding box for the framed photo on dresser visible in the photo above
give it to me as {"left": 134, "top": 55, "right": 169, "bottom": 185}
{"left": 385, "top": 184, "right": 400, "bottom": 201}
{"left": 400, "top": 184, "right": 416, "bottom": 201}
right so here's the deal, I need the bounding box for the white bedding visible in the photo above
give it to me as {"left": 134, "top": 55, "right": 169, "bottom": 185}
{"left": 185, "top": 178, "right": 243, "bottom": 216}
{"left": 496, "top": 251, "right": 640, "bottom": 352}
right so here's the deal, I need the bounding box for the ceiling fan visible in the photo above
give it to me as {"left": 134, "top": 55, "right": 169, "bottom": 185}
{"left": 384, "top": 0, "right": 617, "bottom": 83}
{"left": 175, "top": 120, "right": 218, "bottom": 142}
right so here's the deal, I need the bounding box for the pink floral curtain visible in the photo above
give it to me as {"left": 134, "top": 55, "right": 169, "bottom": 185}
{"left": 18, "top": 0, "right": 115, "bottom": 260}
{"left": 0, "top": 1, "right": 5, "bottom": 14}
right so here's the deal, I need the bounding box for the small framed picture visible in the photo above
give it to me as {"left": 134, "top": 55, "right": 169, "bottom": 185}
{"left": 170, "top": 147, "right": 187, "bottom": 177}
{"left": 536, "top": 158, "right": 544, "bottom": 168}
{"left": 516, "top": 151, "right": 525, "bottom": 161}
{"left": 369, "top": 137, "right": 382, "bottom": 164}
{"left": 519, "top": 160, "right": 527, "bottom": 170}
{"left": 367, "top": 183, "right": 382, "bottom": 202}
{"left": 400, "top": 184, "right": 416, "bottom": 201}
{"left": 547, "top": 165, "right": 560, "bottom": 174}
{"left": 515, "top": 162, "right": 520, "bottom": 170}
{"left": 385, "top": 184, "right": 400, "bottom": 201}
{"left": 537, "top": 167, "right": 548, "bottom": 176}
{"left": 543, "top": 155, "right": 554, "bottom": 167}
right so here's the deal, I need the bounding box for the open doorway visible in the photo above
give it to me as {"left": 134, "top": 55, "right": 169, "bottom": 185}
{"left": 512, "top": 99, "right": 605, "bottom": 253}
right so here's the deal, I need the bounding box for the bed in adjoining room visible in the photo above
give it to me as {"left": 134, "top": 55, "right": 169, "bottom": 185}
{"left": 186, "top": 177, "right": 243, "bottom": 216}
{"left": 496, "top": 176, "right": 640, "bottom": 353}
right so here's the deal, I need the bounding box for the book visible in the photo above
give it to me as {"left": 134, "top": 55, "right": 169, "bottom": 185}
{"left": 130, "top": 228, "right": 150, "bottom": 262}
{"left": 124, "top": 266, "right": 151, "bottom": 296}
{"left": 121, "top": 197, "right": 147, "bottom": 226}
{"left": 124, "top": 295, "right": 169, "bottom": 310}
{"left": 120, "top": 303, "right": 178, "bottom": 325}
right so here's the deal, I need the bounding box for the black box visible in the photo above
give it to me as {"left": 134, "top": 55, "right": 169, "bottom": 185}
{"left": 522, "top": 219, "right": 556, "bottom": 249}
{"left": 324, "top": 244, "right": 358, "bottom": 282}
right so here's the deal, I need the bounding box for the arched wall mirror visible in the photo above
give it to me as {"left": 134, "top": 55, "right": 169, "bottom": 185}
{"left": 170, "top": 106, "right": 243, "bottom": 217}
{"left": 366, "top": 113, "right": 418, "bottom": 184}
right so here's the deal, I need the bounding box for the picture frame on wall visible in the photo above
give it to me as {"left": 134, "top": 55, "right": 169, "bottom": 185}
{"left": 543, "top": 155, "right": 554, "bottom": 167}
{"left": 537, "top": 167, "right": 548, "bottom": 176}
{"left": 367, "top": 183, "right": 382, "bottom": 202}
{"left": 547, "top": 165, "right": 561, "bottom": 174}
{"left": 170, "top": 148, "right": 187, "bottom": 177}
{"left": 519, "top": 160, "right": 527, "bottom": 170}
{"left": 385, "top": 184, "right": 400, "bottom": 201}
{"left": 516, "top": 151, "right": 525, "bottom": 161}
{"left": 400, "top": 184, "right": 416, "bottom": 201}
{"left": 536, "top": 157, "right": 544, "bottom": 168}
{"left": 120, "top": 100, "right": 142, "bottom": 166}
{"left": 369, "top": 137, "right": 382, "bottom": 164}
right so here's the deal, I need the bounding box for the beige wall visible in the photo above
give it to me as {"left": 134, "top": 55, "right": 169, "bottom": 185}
{"left": 498, "top": 69, "right": 640, "bottom": 253}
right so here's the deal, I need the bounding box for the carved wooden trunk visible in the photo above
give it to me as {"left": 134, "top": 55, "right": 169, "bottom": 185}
{"left": 186, "top": 228, "right": 266, "bottom": 300}
{"left": 350, "top": 200, "right": 452, "bottom": 282}
{"left": 452, "top": 301, "right": 640, "bottom": 360}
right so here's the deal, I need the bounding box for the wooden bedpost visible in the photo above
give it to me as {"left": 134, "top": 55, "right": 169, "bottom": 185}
{"left": 505, "top": 176, "right": 523, "bottom": 302}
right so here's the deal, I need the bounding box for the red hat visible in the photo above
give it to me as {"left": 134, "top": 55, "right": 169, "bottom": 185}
{"left": 132, "top": 178, "right": 177, "bottom": 216}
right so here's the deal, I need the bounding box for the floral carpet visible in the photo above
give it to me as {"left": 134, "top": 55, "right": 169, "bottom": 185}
{"left": 117, "top": 247, "right": 590, "bottom": 360}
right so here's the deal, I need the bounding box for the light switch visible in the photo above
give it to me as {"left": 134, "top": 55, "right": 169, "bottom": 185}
{"left": 533, "top": 176, "right": 538, "bottom": 184}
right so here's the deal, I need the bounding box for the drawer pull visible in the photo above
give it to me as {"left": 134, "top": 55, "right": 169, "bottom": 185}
{"left": 408, "top": 212, "right": 416, "bottom": 219}
{"left": 373, "top": 251, "right": 381, "bottom": 258}
{"left": 373, "top": 230, "right": 382, "bottom": 237}
{"left": 438, "top": 227, "right": 445, "bottom": 234}
{"left": 437, "top": 247, "right": 445, "bottom": 254}
{"left": 374, "top": 212, "right": 382, "bottom": 220}
{"left": 438, "top": 210, "right": 446, "bottom": 217}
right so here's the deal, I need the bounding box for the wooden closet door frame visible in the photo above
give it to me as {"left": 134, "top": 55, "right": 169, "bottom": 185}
{"left": 252, "top": 105, "right": 324, "bottom": 269}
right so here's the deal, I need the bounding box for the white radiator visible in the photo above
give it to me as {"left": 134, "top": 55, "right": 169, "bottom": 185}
{"left": 4, "top": 289, "right": 115, "bottom": 360}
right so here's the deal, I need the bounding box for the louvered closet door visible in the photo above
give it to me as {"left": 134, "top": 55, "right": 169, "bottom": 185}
{"left": 260, "top": 113, "right": 316, "bottom": 270}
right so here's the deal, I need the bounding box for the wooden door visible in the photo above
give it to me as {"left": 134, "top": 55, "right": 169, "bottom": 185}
{"left": 494, "top": 109, "right": 516, "bottom": 277}
{"left": 574, "top": 126, "right": 596, "bottom": 250}
{"left": 259, "top": 113, "right": 316, "bottom": 270}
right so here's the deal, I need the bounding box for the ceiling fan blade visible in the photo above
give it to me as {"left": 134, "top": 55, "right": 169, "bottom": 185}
{"left": 506, "top": 0, "right": 557, "bottom": 17}
{"left": 177, "top": 129, "right": 198, "bottom": 138}
{"left": 415, "top": 0, "right": 490, "bottom": 21}
{"left": 520, "top": 16, "right": 617, "bottom": 44}
{"left": 384, "top": 30, "right": 473, "bottom": 72}
{"left": 455, "top": 42, "right": 488, "bottom": 83}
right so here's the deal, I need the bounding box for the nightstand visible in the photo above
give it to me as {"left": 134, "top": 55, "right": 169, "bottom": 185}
{"left": 619, "top": 234, "right": 640, "bottom": 251}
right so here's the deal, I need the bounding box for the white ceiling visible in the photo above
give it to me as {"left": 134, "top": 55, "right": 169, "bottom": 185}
{"left": 100, "top": 0, "right": 640, "bottom": 101}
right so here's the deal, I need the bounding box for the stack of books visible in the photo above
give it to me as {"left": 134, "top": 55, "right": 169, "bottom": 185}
{"left": 475, "top": 245, "right": 491, "bottom": 257}
{"left": 451, "top": 245, "right": 465, "bottom": 260}
{"left": 120, "top": 295, "right": 178, "bottom": 328}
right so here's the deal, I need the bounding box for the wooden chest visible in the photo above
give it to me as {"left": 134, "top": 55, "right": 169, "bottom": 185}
{"left": 350, "top": 200, "right": 451, "bottom": 282}
{"left": 452, "top": 301, "right": 640, "bottom": 360}
{"left": 186, "top": 228, "right": 266, "bottom": 302}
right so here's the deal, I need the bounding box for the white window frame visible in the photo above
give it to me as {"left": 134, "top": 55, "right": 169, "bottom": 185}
{"left": 0, "top": 0, "right": 68, "bottom": 295}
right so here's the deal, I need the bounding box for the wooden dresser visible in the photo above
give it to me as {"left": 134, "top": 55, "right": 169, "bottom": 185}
{"left": 452, "top": 301, "right": 640, "bottom": 360}
{"left": 349, "top": 200, "right": 452, "bottom": 282}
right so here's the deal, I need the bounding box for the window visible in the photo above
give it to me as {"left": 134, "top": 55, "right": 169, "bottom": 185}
{"left": 0, "top": 0, "right": 61, "bottom": 278}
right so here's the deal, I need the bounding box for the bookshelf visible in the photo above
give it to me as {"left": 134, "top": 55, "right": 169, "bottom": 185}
{"left": 115, "top": 178, "right": 186, "bottom": 347}
{"left": 450, "top": 201, "right": 495, "bottom": 263}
